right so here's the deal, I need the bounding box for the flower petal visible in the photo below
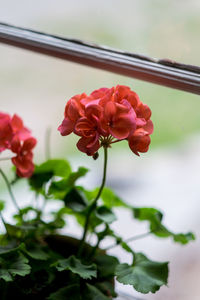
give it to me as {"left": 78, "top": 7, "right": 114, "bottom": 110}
{"left": 77, "top": 136, "right": 100, "bottom": 156}
{"left": 110, "top": 115, "right": 136, "bottom": 139}
{"left": 58, "top": 118, "right": 74, "bottom": 136}
{"left": 128, "top": 134, "right": 151, "bottom": 156}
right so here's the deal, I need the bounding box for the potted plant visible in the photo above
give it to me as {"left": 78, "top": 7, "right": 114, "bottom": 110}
{"left": 0, "top": 85, "right": 195, "bottom": 299}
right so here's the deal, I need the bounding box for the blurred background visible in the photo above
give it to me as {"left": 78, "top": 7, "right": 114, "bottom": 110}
{"left": 0, "top": 0, "right": 200, "bottom": 299}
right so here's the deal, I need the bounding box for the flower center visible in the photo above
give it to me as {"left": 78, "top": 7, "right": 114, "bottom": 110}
{"left": 100, "top": 135, "right": 114, "bottom": 148}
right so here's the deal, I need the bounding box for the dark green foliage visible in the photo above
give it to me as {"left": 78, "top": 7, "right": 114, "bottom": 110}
{"left": 85, "top": 283, "right": 111, "bottom": 300}
{"left": 0, "top": 245, "right": 31, "bottom": 282}
{"left": 48, "top": 166, "right": 88, "bottom": 199}
{"left": 94, "top": 254, "right": 119, "bottom": 278}
{"left": 0, "top": 157, "right": 195, "bottom": 298}
{"left": 48, "top": 284, "right": 81, "bottom": 300}
{"left": 63, "top": 188, "right": 88, "bottom": 212}
{"left": 29, "top": 159, "right": 71, "bottom": 193}
{"left": 54, "top": 255, "right": 97, "bottom": 279}
{"left": 29, "top": 159, "right": 72, "bottom": 195}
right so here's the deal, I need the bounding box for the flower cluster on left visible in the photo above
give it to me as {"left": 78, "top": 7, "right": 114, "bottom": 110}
{"left": 0, "top": 112, "right": 37, "bottom": 177}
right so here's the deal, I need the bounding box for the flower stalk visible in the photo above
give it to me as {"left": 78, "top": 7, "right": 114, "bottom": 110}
{"left": 78, "top": 146, "right": 108, "bottom": 257}
{"left": 0, "top": 168, "right": 20, "bottom": 213}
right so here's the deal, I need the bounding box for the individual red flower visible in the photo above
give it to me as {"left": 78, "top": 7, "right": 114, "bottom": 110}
{"left": 0, "top": 112, "right": 37, "bottom": 177}
{"left": 58, "top": 85, "right": 153, "bottom": 156}
{"left": 58, "top": 93, "right": 86, "bottom": 136}
{"left": 100, "top": 100, "right": 137, "bottom": 139}
{"left": 0, "top": 113, "right": 13, "bottom": 152}
{"left": 128, "top": 121, "right": 153, "bottom": 156}
{"left": 11, "top": 136, "right": 37, "bottom": 177}
{"left": 10, "top": 114, "right": 31, "bottom": 141}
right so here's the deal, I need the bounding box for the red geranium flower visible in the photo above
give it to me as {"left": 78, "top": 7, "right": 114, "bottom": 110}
{"left": 11, "top": 136, "right": 37, "bottom": 178}
{"left": 0, "top": 113, "right": 13, "bottom": 152}
{"left": 0, "top": 112, "right": 37, "bottom": 177}
{"left": 58, "top": 85, "right": 153, "bottom": 156}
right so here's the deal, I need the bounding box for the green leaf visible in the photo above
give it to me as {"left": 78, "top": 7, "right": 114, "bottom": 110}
{"left": 54, "top": 255, "right": 97, "bottom": 279}
{"left": 133, "top": 207, "right": 195, "bottom": 245}
{"left": 85, "top": 283, "right": 111, "bottom": 300}
{"left": 48, "top": 167, "right": 89, "bottom": 199}
{"left": 0, "top": 243, "right": 25, "bottom": 255}
{"left": 29, "top": 171, "right": 53, "bottom": 193}
{"left": 5, "top": 223, "right": 37, "bottom": 239}
{"left": 0, "top": 200, "right": 5, "bottom": 211}
{"left": 67, "top": 167, "right": 89, "bottom": 186}
{"left": 29, "top": 159, "right": 71, "bottom": 193}
{"left": 35, "top": 159, "right": 71, "bottom": 178}
{"left": 4, "top": 224, "right": 24, "bottom": 239}
{"left": 24, "top": 245, "right": 49, "bottom": 260}
{"left": 95, "top": 254, "right": 119, "bottom": 278}
{"left": 63, "top": 188, "right": 88, "bottom": 212}
{"left": 48, "top": 284, "right": 81, "bottom": 300}
{"left": 173, "top": 232, "right": 195, "bottom": 244}
{"left": 133, "top": 207, "right": 163, "bottom": 224}
{"left": 116, "top": 253, "right": 168, "bottom": 294}
{"left": 83, "top": 188, "right": 99, "bottom": 202}
{"left": 0, "top": 252, "right": 31, "bottom": 282}
{"left": 101, "top": 187, "right": 128, "bottom": 208}
{"left": 95, "top": 206, "right": 117, "bottom": 224}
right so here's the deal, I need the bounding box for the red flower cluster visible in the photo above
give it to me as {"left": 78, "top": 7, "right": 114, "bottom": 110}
{"left": 58, "top": 85, "right": 153, "bottom": 156}
{"left": 0, "top": 113, "right": 37, "bottom": 177}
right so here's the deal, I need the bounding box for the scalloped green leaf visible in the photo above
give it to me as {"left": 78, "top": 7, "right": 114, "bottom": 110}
{"left": 95, "top": 206, "right": 117, "bottom": 224}
{"left": 116, "top": 252, "right": 168, "bottom": 294}
{"left": 55, "top": 255, "right": 97, "bottom": 279}
{"left": 0, "top": 252, "right": 31, "bottom": 282}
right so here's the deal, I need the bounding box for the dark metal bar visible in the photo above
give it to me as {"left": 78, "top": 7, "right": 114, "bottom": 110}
{"left": 0, "top": 22, "right": 199, "bottom": 95}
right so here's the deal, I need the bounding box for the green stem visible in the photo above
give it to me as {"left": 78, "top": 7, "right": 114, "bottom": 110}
{"left": 45, "top": 127, "right": 51, "bottom": 160}
{"left": 88, "top": 238, "right": 101, "bottom": 260}
{"left": 0, "top": 157, "right": 13, "bottom": 161}
{"left": 0, "top": 168, "right": 20, "bottom": 213}
{"left": 78, "top": 146, "right": 108, "bottom": 257}
{"left": 105, "top": 231, "right": 153, "bottom": 251}
{"left": 0, "top": 211, "right": 8, "bottom": 235}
